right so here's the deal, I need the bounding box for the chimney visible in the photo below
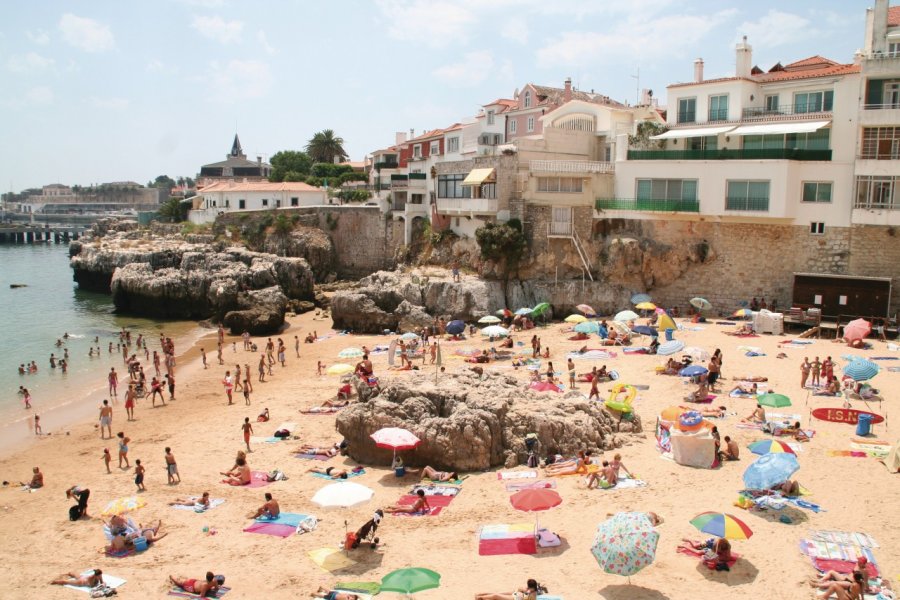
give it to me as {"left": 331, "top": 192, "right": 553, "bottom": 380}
{"left": 640, "top": 88, "right": 652, "bottom": 105}
{"left": 735, "top": 36, "right": 752, "bottom": 78}
{"left": 873, "top": 0, "right": 889, "bottom": 54}
{"left": 409, "top": 128, "right": 415, "bottom": 140}
{"left": 694, "top": 58, "right": 704, "bottom": 83}
{"left": 564, "top": 77, "right": 572, "bottom": 102}
{"left": 395, "top": 131, "right": 407, "bottom": 145}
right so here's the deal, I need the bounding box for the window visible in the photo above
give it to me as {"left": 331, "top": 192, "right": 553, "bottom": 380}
{"left": 291, "top": 197, "right": 299, "bottom": 207}
{"left": 493, "top": 134, "right": 502, "bottom": 144}
{"left": 437, "top": 174, "right": 471, "bottom": 199}
{"left": 677, "top": 98, "right": 696, "bottom": 123}
{"left": 527, "top": 116, "right": 535, "bottom": 132}
{"left": 238, "top": 199, "right": 245, "bottom": 209}
{"left": 810, "top": 222, "right": 825, "bottom": 235}
{"left": 708, "top": 94, "right": 728, "bottom": 121}
{"left": 885, "top": 82, "right": 900, "bottom": 108}
{"left": 487, "top": 110, "right": 495, "bottom": 125}
{"left": 636, "top": 179, "right": 698, "bottom": 202}
{"left": 890, "top": 42, "right": 900, "bottom": 58}
{"left": 480, "top": 183, "right": 496, "bottom": 199}
{"left": 793, "top": 90, "right": 833, "bottom": 113}
{"left": 413, "top": 144, "right": 422, "bottom": 158}
{"left": 855, "top": 175, "right": 900, "bottom": 209}
{"left": 275, "top": 199, "right": 281, "bottom": 208}
{"left": 262, "top": 198, "right": 269, "bottom": 207}
{"left": 685, "top": 136, "right": 717, "bottom": 151}
{"left": 764, "top": 94, "right": 779, "bottom": 112}
{"left": 447, "top": 137, "right": 459, "bottom": 153}
{"left": 743, "top": 129, "right": 830, "bottom": 150}
{"left": 537, "top": 177, "right": 583, "bottom": 193}
{"left": 524, "top": 90, "right": 532, "bottom": 108}
{"left": 861, "top": 127, "right": 900, "bottom": 159}
{"left": 509, "top": 120, "right": 517, "bottom": 134}
{"left": 802, "top": 182, "right": 832, "bottom": 203}
{"left": 430, "top": 141, "right": 440, "bottom": 155}
{"left": 726, "top": 180, "right": 770, "bottom": 211}
{"left": 224, "top": 199, "right": 230, "bottom": 208}
{"left": 411, "top": 193, "right": 424, "bottom": 205}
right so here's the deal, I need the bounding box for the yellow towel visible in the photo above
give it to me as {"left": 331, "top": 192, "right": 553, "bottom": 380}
{"left": 308, "top": 548, "right": 356, "bottom": 572}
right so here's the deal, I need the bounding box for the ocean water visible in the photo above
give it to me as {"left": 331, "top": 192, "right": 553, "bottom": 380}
{"left": 0, "top": 243, "right": 199, "bottom": 446}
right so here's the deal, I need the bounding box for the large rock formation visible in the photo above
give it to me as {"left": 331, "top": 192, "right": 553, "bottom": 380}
{"left": 336, "top": 371, "right": 641, "bottom": 471}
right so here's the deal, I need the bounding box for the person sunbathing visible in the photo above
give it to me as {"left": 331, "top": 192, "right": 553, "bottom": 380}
{"left": 312, "top": 587, "right": 359, "bottom": 600}
{"left": 730, "top": 375, "right": 768, "bottom": 382}
{"left": 221, "top": 451, "right": 247, "bottom": 476}
{"left": 385, "top": 488, "right": 430, "bottom": 514}
{"left": 169, "top": 572, "right": 224, "bottom": 597}
{"left": 743, "top": 404, "right": 766, "bottom": 423}
{"left": 586, "top": 460, "right": 617, "bottom": 489}
{"left": 257, "top": 408, "right": 270, "bottom": 422}
{"left": 679, "top": 537, "right": 732, "bottom": 570}
{"left": 420, "top": 465, "right": 458, "bottom": 482}
{"left": 475, "top": 578, "right": 542, "bottom": 600}
{"left": 500, "top": 337, "right": 514, "bottom": 348}
{"left": 308, "top": 466, "right": 349, "bottom": 480}
{"left": 221, "top": 457, "right": 251, "bottom": 485}
{"left": 169, "top": 492, "right": 210, "bottom": 508}
{"left": 51, "top": 569, "right": 103, "bottom": 587}
{"left": 21, "top": 466, "right": 43, "bottom": 489}
{"left": 297, "top": 443, "right": 340, "bottom": 457}
{"left": 659, "top": 358, "right": 680, "bottom": 375}
{"left": 816, "top": 571, "right": 864, "bottom": 600}
{"left": 544, "top": 451, "right": 586, "bottom": 476}
{"left": 722, "top": 436, "right": 740, "bottom": 460}
{"left": 105, "top": 514, "right": 135, "bottom": 537}
{"left": 684, "top": 405, "right": 727, "bottom": 418}
{"left": 687, "top": 381, "right": 710, "bottom": 403}
{"left": 729, "top": 382, "right": 758, "bottom": 396}
{"left": 772, "top": 479, "right": 800, "bottom": 497}
{"left": 248, "top": 492, "right": 280, "bottom": 519}
{"left": 812, "top": 557, "right": 870, "bottom": 594}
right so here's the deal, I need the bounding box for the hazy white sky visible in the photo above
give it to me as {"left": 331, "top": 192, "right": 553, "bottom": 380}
{"left": 1, "top": 0, "right": 867, "bottom": 190}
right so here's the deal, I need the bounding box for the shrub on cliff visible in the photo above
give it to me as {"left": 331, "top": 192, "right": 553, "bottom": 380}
{"left": 475, "top": 221, "right": 526, "bottom": 277}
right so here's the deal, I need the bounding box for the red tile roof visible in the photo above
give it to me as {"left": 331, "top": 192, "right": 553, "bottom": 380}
{"left": 783, "top": 55, "right": 838, "bottom": 70}
{"left": 668, "top": 55, "right": 859, "bottom": 88}
{"left": 199, "top": 181, "right": 322, "bottom": 193}
{"left": 482, "top": 98, "right": 517, "bottom": 108}
{"left": 889, "top": 5, "right": 900, "bottom": 26}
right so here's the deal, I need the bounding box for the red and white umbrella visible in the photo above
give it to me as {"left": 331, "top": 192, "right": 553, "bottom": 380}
{"left": 843, "top": 319, "right": 871, "bottom": 343}
{"left": 370, "top": 427, "right": 421, "bottom": 462}
{"left": 510, "top": 488, "right": 562, "bottom": 531}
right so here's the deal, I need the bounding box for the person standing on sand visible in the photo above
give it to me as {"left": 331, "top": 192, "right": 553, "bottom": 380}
{"left": 278, "top": 339, "right": 286, "bottom": 367}
{"left": 165, "top": 373, "right": 176, "bottom": 401}
{"left": 243, "top": 376, "right": 252, "bottom": 405}
{"left": 800, "top": 357, "right": 811, "bottom": 388}
{"left": 149, "top": 376, "right": 165, "bottom": 407}
{"left": 568, "top": 358, "right": 576, "bottom": 390}
{"left": 124, "top": 383, "right": 136, "bottom": 421}
{"left": 811, "top": 356, "right": 821, "bottom": 387}
{"left": 108, "top": 368, "right": 118, "bottom": 397}
{"left": 165, "top": 447, "right": 180, "bottom": 484}
{"left": 217, "top": 340, "right": 224, "bottom": 366}
{"left": 102, "top": 448, "right": 111, "bottom": 473}
{"left": 134, "top": 459, "right": 145, "bottom": 492}
{"left": 201, "top": 348, "right": 207, "bottom": 369}
{"left": 242, "top": 417, "right": 253, "bottom": 452}
{"left": 153, "top": 351, "right": 161, "bottom": 377}
{"left": 223, "top": 371, "right": 234, "bottom": 405}
{"left": 99, "top": 400, "right": 113, "bottom": 439}
{"left": 117, "top": 432, "right": 131, "bottom": 468}
{"left": 234, "top": 365, "right": 243, "bottom": 392}
{"left": 23, "top": 388, "right": 32, "bottom": 409}
{"left": 294, "top": 335, "right": 300, "bottom": 358}
{"left": 242, "top": 330, "right": 251, "bottom": 350}
{"left": 34, "top": 414, "right": 41, "bottom": 435}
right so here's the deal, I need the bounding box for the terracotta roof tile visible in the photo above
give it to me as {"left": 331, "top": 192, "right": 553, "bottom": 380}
{"left": 889, "top": 5, "right": 900, "bottom": 26}
{"left": 784, "top": 55, "right": 838, "bottom": 69}
{"left": 199, "top": 181, "right": 321, "bottom": 193}
{"left": 482, "top": 98, "right": 517, "bottom": 107}
{"left": 668, "top": 56, "right": 859, "bottom": 88}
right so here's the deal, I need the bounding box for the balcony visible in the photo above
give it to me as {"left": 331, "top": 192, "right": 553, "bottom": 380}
{"left": 408, "top": 154, "right": 427, "bottom": 162}
{"left": 374, "top": 161, "right": 399, "bottom": 170}
{"left": 595, "top": 198, "right": 700, "bottom": 213}
{"left": 627, "top": 148, "right": 831, "bottom": 161}
{"left": 435, "top": 197, "right": 498, "bottom": 214}
{"left": 741, "top": 104, "right": 832, "bottom": 121}
{"left": 530, "top": 160, "right": 614, "bottom": 174}
{"left": 725, "top": 197, "right": 770, "bottom": 211}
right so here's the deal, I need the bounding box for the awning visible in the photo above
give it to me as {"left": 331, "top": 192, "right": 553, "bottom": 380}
{"left": 650, "top": 126, "right": 735, "bottom": 140}
{"left": 730, "top": 121, "right": 831, "bottom": 136}
{"left": 462, "top": 168, "right": 496, "bottom": 186}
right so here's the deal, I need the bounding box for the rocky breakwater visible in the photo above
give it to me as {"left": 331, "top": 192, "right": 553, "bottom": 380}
{"left": 336, "top": 371, "right": 641, "bottom": 471}
{"left": 70, "top": 227, "right": 314, "bottom": 334}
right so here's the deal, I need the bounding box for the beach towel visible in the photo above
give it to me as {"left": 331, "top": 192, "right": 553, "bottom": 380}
{"left": 813, "top": 558, "right": 880, "bottom": 578}
{"left": 254, "top": 512, "right": 309, "bottom": 527}
{"left": 801, "top": 540, "right": 879, "bottom": 567}
{"left": 887, "top": 366, "right": 900, "bottom": 373}
{"left": 398, "top": 494, "right": 454, "bottom": 508}
{"left": 242, "top": 521, "right": 297, "bottom": 538}
{"left": 565, "top": 349, "right": 616, "bottom": 360}
{"left": 249, "top": 436, "right": 284, "bottom": 444}
{"left": 391, "top": 505, "right": 443, "bottom": 517}
{"left": 497, "top": 470, "right": 537, "bottom": 480}
{"left": 300, "top": 407, "right": 344, "bottom": 415}
{"left": 505, "top": 480, "right": 557, "bottom": 491}
{"left": 311, "top": 468, "right": 365, "bottom": 480}
{"left": 537, "top": 596, "right": 564, "bottom": 600}
{"left": 810, "top": 530, "right": 879, "bottom": 549}
{"left": 409, "top": 484, "right": 460, "bottom": 497}
{"left": 745, "top": 351, "right": 766, "bottom": 357}
{"left": 104, "top": 547, "right": 136, "bottom": 558}
{"left": 478, "top": 523, "right": 537, "bottom": 556}
{"left": 64, "top": 572, "right": 126, "bottom": 594}
{"left": 168, "top": 586, "right": 230, "bottom": 598}
{"left": 308, "top": 548, "right": 357, "bottom": 573}
{"left": 421, "top": 475, "right": 466, "bottom": 485}
{"left": 870, "top": 356, "right": 899, "bottom": 361}
{"left": 171, "top": 498, "right": 225, "bottom": 513}
{"left": 829, "top": 450, "right": 871, "bottom": 458}
{"left": 334, "top": 582, "right": 381, "bottom": 596}
{"left": 677, "top": 546, "right": 741, "bottom": 569}
{"left": 622, "top": 347, "right": 650, "bottom": 354}
{"left": 293, "top": 453, "right": 330, "bottom": 461}
{"left": 716, "top": 321, "right": 738, "bottom": 325}
{"left": 594, "top": 478, "right": 647, "bottom": 490}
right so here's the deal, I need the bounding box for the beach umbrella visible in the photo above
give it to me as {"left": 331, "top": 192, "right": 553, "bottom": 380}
{"left": 574, "top": 321, "right": 600, "bottom": 334}
{"left": 515, "top": 307, "right": 533, "bottom": 316}
{"left": 660, "top": 406, "right": 685, "bottom": 421}
{"left": 690, "top": 297, "right": 712, "bottom": 311}
{"left": 679, "top": 365, "right": 708, "bottom": 377}
{"left": 756, "top": 393, "right": 791, "bottom": 408}
{"left": 683, "top": 346, "right": 710, "bottom": 361}
{"left": 478, "top": 315, "right": 501, "bottom": 324}
{"left": 591, "top": 512, "right": 659, "bottom": 577}
{"left": 632, "top": 325, "right": 657, "bottom": 337}
{"left": 635, "top": 301, "right": 657, "bottom": 310}
{"left": 380, "top": 567, "right": 441, "bottom": 596}
{"left": 743, "top": 453, "right": 799, "bottom": 490}
{"left": 656, "top": 312, "right": 677, "bottom": 333}
{"left": 510, "top": 488, "right": 562, "bottom": 531}
{"left": 338, "top": 347, "right": 365, "bottom": 359}
{"left": 631, "top": 293, "right": 652, "bottom": 304}
{"left": 565, "top": 314, "right": 587, "bottom": 323}
{"left": 657, "top": 340, "right": 685, "bottom": 356}
{"left": 748, "top": 440, "right": 796, "bottom": 456}
{"left": 371, "top": 427, "right": 421, "bottom": 464}
{"left": 842, "top": 358, "right": 880, "bottom": 382}
{"left": 446, "top": 320, "right": 465, "bottom": 335}
{"left": 495, "top": 308, "right": 513, "bottom": 318}
{"left": 529, "top": 381, "right": 561, "bottom": 393}
{"left": 481, "top": 325, "right": 509, "bottom": 337}
{"left": 400, "top": 332, "right": 420, "bottom": 341}
{"left": 311, "top": 482, "right": 374, "bottom": 509}
{"left": 843, "top": 319, "right": 871, "bottom": 343}
{"left": 614, "top": 310, "right": 639, "bottom": 322}
{"left": 610, "top": 320, "right": 631, "bottom": 336}
{"left": 733, "top": 308, "right": 752, "bottom": 317}
{"left": 532, "top": 302, "right": 551, "bottom": 317}
{"left": 326, "top": 363, "right": 354, "bottom": 376}
{"left": 577, "top": 304, "right": 596, "bottom": 315}
{"left": 100, "top": 495, "right": 146, "bottom": 517}
{"left": 690, "top": 512, "right": 753, "bottom": 540}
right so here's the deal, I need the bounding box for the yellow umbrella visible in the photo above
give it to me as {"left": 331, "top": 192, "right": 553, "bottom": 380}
{"left": 101, "top": 495, "right": 146, "bottom": 517}
{"left": 635, "top": 302, "right": 656, "bottom": 310}
{"left": 657, "top": 312, "right": 677, "bottom": 333}
{"left": 565, "top": 314, "right": 587, "bottom": 323}
{"left": 326, "top": 363, "right": 354, "bottom": 376}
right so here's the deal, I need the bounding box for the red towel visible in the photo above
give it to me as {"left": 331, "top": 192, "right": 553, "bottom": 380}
{"left": 813, "top": 558, "right": 879, "bottom": 578}
{"left": 478, "top": 537, "right": 537, "bottom": 556}
{"left": 397, "top": 494, "right": 454, "bottom": 508}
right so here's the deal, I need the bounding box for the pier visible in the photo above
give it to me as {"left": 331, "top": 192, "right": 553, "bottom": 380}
{"left": 0, "top": 224, "right": 87, "bottom": 244}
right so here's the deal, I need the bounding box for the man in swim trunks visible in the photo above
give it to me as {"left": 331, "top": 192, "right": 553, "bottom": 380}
{"left": 169, "top": 572, "right": 223, "bottom": 597}
{"left": 22, "top": 466, "right": 43, "bottom": 489}
{"left": 108, "top": 368, "right": 118, "bottom": 397}
{"left": 308, "top": 466, "right": 350, "bottom": 479}
{"left": 99, "top": 400, "right": 113, "bottom": 439}
{"left": 51, "top": 569, "right": 103, "bottom": 587}
{"left": 248, "top": 492, "right": 280, "bottom": 519}
{"left": 297, "top": 443, "right": 340, "bottom": 457}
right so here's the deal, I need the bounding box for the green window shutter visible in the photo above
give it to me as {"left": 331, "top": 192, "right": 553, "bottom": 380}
{"left": 682, "top": 180, "right": 698, "bottom": 201}
{"left": 824, "top": 90, "right": 834, "bottom": 111}
{"left": 637, "top": 180, "right": 651, "bottom": 200}
{"left": 802, "top": 183, "right": 816, "bottom": 202}
{"left": 867, "top": 80, "right": 884, "bottom": 106}
{"left": 818, "top": 183, "right": 832, "bottom": 202}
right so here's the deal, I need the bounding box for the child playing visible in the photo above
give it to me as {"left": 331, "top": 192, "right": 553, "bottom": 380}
{"left": 34, "top": 414, "right": 41, "bottom": 435}
{"left": 102, "top": 448, "right": 111, "bottom": 474}
{"left": 134, "top": 459, "right": 146, "bottom": 491}
{"left": 242, "top": 418, "right": 253, "bottom": 452}
{"left": 317, "top": 361, "right": 325, "bottom": 376}
{"left": 201, "top": 348, "right": 208, "bottom": 369}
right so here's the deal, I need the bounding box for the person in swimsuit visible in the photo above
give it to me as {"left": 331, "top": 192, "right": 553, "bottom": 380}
{"left": 51, "top": 569, "right": 103, "bottom": 587}
{"left": 312, "top": 588, "right": 359, "bottom": 600}
{"left": 475, "top": 578, "right": 541, "bottom": 600}
{"left": 257, "top": 408, "right": 269, "bottom": 422}
{"left": 420, "top": 465, "right": 458, "bottom": 482}
{"left": 297, "top": 443, "right": 340, "bottom": 457}
{"left": 169, "top": 492, "right": 210, "bottom": 508}
{"left": 242, "top": 418, "right": 253, "bottom": 452}
{"left": 124, "top": 384, "right": 135, "bottom": 421}
{"left": 308, "top": 466, "right": 349, "bottom": 479}
{"left": 248, "top": 492, "right": 280, "bottom": 519}
{"left": 22, "top": 466, "right": 43, "bottom": 489}
{"left": 117, "top": 432, "right": 130, "bottom": 468}
{"left": 385, "top": 488, "right": 430, "bottom": 514}
{"left": 99, "top": 400, "right": 113, "bottom": 439}
{"left": 221, "top": 457, "right": 251, "bottom": 485}
{"left": 169, "top": 572, "right": 223, "bottom": 597}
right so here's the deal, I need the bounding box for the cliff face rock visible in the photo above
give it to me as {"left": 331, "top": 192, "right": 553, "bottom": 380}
{"left": 600, "top": 236, "right": 711, "bottom": 291}
{"left": 260, "top": 227, "right": 336, "bottom": 283}
{"left": 336, "top": 371, "right": 640, "bottom": 471}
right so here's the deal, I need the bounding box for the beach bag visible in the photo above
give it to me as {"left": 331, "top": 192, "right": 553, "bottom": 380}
{"left": 69, "top": 504, "right": 83, "bottom": 521}
{"left": 267, "top": 469, "right": 287, "bottom": 482}
{"left": 527, "top": 453, "right": 539, "bottom": 468}
{"left": 90, "top": 585, "right": 117, "bottom": 597}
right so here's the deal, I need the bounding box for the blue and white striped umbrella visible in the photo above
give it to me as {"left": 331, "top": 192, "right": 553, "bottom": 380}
{"left": 630, "top": 293, "right": 652, "bottom": 305}
{"left": 656, "top": 340, "right": 685, "bottom": 356}
{"left": 743, "top": 453, "right": 799, "bottom": 490}
{"left": 574, "top": 321, "right": 600, "bottom": 334}
{"left": 515, "top": 307, "right": 533, "bottom": 316}
{"left": 842, "top": 358, "right": 880, "bottom": 382}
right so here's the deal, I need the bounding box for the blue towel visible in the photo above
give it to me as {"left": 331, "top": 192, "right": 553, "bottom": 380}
{"left": 256, "top": 512, "right": 308, "bottom": 527}
{"left": 311, "top": 468, "right": 365, "bottom": 480}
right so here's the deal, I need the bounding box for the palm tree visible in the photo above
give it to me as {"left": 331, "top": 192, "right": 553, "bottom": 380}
{"left": 306, "top": 129, "right": 348, "bottom": 164}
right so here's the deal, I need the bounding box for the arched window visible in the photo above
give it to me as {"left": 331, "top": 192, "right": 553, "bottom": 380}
{"left": 524, "top": 90, "right": 532, "bottom": 108}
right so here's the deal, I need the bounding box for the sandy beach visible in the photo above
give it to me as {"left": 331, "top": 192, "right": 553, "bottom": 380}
{"left": 1, "top": 293, "right": 897, "bottom": 599}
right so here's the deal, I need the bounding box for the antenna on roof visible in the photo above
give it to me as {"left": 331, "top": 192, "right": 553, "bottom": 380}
{"left": 631, "top": 67, "right": 640, "bottom": 105}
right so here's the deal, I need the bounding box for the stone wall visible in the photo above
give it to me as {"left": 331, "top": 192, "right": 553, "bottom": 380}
{"left": 521, "top": 204, "right": 595, "bottom": 279}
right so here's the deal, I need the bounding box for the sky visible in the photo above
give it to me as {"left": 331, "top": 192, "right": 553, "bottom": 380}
{"left": 0, "top": 0, "right": 869, "bottom": 191}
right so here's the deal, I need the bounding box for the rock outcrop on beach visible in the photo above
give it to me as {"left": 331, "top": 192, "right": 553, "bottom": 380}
{"left": 70, "top": 223, "right": 315, "bottom": 334}
{"left": 336, "top": 371, "right": 641, "bottom": 471}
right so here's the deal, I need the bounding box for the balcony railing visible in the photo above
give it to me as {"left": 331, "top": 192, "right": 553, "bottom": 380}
{"left": 530, "top": 160, "right": 614, "bottom": 174}
{"left": 741, "top": 104, "right": 832, "bottom": 119}
{"left": 863, "top": 103, "right": 900, "bottom": 110}
{"left": 548, "top": 221, "right": 572, "bottom": 236}
{"left": 595, "top": 198, "right": 700, "bottom": 213}
{"left": 854, "top": 199, "right": 900, "bottom": 210}
{"left": 708, "top": 109, "right": 729, "bottom": 121}
{"left": 677, "top": 111, "right": 696, "bottom": 124}
{"left": 435, "top": 197, "right": 498, "bottom": 213}
{"left": 725, "top": 197, "right": 770, "bottom": 211}
{"left": 374, "top": 161, "right": 399, "bottom": 170}
{"left": 627, "top": 148, "right": 832, "bottom": 161}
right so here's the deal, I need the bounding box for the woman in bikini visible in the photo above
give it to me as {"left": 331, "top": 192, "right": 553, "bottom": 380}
{"left": 475, "top": 578, "right": 542, "bottom": 600}
{"left": 544, "top": 450, "right": 587, "bottom": 476}
{"left": 308, "top": 466, "right": 349, "bottom": 480}
{"left": 51, "top": 569, "right": 103, "bottom": 587}
{"left": 385, "top": 489, "right": 430, "bottom": 513}
{"left": 421, "top": 465, "right": 458, "bottom": 482}
{"left": 117, "top": 432, "right": 130, "bottom": 468}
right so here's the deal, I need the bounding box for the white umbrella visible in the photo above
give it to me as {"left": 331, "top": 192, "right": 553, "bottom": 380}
{"left": 614, "top": 310, "right": 639, "bottom": 322}
{"left": 312, "top": 482, "right": 374, "bottom": 509}
{"left": 683, "top": 346, "right": 710, "bottom": 361}
{"left": 338, "top": 347, "right": 365, "bottom": 359}
{"left": 478, "top": 315, "right": 501, "bottom": 324}
{"left": 481, "top": 325, "right": 509, "bottom": 337}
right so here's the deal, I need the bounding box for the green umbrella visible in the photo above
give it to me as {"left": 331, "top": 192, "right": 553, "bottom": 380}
{"left": 380, "top": 568, "right": 441, "bottom": 596}
{"left": 531, "top": 302, "right": 551, "bottom": 316}
{"left": 756, "top": 392, "right": 791, "bottom": 408}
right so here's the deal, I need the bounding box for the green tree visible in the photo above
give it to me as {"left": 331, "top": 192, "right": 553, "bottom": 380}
{"left": 629, "top": 121, "right": 668, "bottom": 150}
{"left": 305, "top": 129, "right": 348, "bottom": 164}
{"left": 269, "top": 150, "right": 313, "bottom": 182}
{"left": 157, "top": 197, "right": 190, "bottom": 222}
{"left": 151, "top": 175, "right": 177, "bottom": 190}
{"left": 475, "top": 221, "right": 527, "bottom": 275}
{"left": 311, "top": 162, "right": 353, "bottom": 178}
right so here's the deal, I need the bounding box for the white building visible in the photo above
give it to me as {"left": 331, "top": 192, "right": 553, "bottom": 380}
{"left": 608, "top": 38, "right": 859, "bottom": 233}
{"left": 189, "top": 181, "right": 327, "bottom": 224}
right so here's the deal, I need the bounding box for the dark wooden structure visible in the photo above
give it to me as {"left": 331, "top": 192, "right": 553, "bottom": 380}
{"left": 792, "top": 273, "right": 891, "bottom": 318}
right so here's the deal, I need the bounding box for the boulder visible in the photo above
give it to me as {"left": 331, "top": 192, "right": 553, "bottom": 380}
{"left": 336, "top": 371, "right": 641, "bottom": 471}
{"left": 224, "top": 287, "right": 288, "bottom": 335}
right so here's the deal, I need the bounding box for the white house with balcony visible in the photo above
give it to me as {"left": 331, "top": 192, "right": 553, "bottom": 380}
{"left": 188, "top": 181, "right": 327, "bottom": 224}
{"left": 606, "top": 37, "right": 859, "bottom": 235}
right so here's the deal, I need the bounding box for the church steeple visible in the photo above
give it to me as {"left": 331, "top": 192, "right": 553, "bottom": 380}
{"left": 229, "top": 134, "right": 245, "bottom": 159}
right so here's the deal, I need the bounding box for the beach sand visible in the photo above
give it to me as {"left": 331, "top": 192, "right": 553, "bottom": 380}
{"left": 0, "top": 305, "right": 897, "bottom": 599}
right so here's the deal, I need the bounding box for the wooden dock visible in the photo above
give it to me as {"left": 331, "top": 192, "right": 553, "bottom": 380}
{"left": 0, "top": 224, "right": 87, "bottom": 244}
